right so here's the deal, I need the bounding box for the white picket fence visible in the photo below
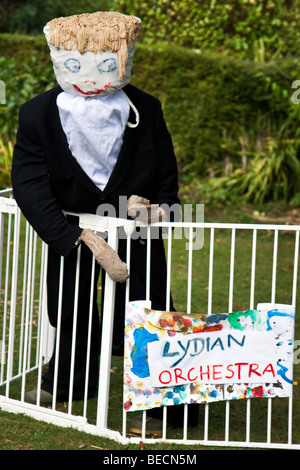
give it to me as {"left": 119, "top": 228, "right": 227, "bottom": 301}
{"left": 0, "top": 189, "right": 300, "bottom": 449}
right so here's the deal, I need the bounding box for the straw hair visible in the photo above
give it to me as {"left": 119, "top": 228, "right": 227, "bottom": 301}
{"left": 45, "top": 11, "right": 140, "bottom": 79}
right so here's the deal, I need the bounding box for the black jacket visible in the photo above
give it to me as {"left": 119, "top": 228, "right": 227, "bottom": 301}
{"left": 11, "top": 84, "right": 179, "bottom": 256}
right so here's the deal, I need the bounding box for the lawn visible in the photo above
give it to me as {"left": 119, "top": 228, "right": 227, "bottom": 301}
{"left": 0, "top": 201, "right": 300, "bottom": 450}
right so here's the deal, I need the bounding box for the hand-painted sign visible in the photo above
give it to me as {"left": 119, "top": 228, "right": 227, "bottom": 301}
{"left": 123, "top": 302, "right": 295, "bottom": 412}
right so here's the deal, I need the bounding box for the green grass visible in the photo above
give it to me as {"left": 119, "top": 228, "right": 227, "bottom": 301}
{"left": 1, "top": 202, "right": 300, "bottom": 450}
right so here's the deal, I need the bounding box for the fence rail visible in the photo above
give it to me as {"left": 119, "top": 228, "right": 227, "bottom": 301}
{"left": 0, "top": 190, "right": 299, "bottom": 449}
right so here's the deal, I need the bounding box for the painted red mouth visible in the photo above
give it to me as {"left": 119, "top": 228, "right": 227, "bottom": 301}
{"left": 73, "top": 82, "right": 111, "bottom": 95}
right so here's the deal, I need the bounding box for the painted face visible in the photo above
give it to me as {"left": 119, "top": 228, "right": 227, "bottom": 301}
{"left": 46, "top": 40, "right": 136, "bottom": 97}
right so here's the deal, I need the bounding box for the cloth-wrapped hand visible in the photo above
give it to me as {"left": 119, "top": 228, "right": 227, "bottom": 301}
{"left": 80, "top": 228, "right": 129, "bottom": 283}
{"left": 127, "top": 195, "right": 166, "bottom": 223}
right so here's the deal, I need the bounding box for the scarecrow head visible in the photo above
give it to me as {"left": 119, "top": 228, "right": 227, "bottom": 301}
{"left": 44, "top": 11, "right": 140, "bottom": 97}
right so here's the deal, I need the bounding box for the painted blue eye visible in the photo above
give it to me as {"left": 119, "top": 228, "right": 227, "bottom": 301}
{"left": 97, "top": 58, "right": 117, "bottom": 74}
{"left": 64, "top": 58, "right": 81, "bottom": 73}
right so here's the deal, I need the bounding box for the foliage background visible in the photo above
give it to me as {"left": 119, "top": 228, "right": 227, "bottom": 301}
{"left": 1, "top": 0, "right": 299, "bottom": 60}
{"left": 0, "top": 0, "right": 299, "bottom": 204}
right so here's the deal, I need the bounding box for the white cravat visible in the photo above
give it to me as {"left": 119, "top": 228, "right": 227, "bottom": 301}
{"left": 57, "top": 90, "right": 130, "bottom": 190}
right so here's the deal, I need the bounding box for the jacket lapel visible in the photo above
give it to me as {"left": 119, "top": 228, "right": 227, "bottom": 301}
{"left": 102, "top": 122, "right": 137, "bottom": 198}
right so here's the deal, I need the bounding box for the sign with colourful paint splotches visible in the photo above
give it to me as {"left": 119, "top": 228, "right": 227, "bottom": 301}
{"left": 123, "top": 302, "right": 295, "bottom": 412}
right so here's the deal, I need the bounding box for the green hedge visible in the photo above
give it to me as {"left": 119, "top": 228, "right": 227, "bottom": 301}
{"left": 115, "top": 0, "right": 300, "bottom": 61}
{"left": 0, "top": 0, "right": 115, "bottom": 34}
{"left": 0, "top": 33, "right": 300, "bottom": 199}
{"left": 2, "top": 1, "right": 299, "bottom": 61}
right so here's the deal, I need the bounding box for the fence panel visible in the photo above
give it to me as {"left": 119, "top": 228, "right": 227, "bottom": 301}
{"left": 0, "top": 192, "right": 299, "bottom": 449}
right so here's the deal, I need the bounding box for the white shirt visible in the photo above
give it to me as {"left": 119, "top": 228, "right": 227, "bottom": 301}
{"left": 57, "top": 90, "right": 130, "bottom": 190}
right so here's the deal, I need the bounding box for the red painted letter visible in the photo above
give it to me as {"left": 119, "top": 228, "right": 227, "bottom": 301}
{"left": 262, "top": 363, "right": 276, "bottom": 378}
{"left": 174, "top": 368, "right": 187, "bottom": 383}
{"left": 225, "top": 364, "right": 234, "bottom": 379}
{"left": 213, "top": 364, "right": 222, "bottom": 380}
{"left": 199, "top": 365, "right": 210, "bottom": 381}
{"left": 249, "top": 363, "right": 261, "bottom": 378}
{"left": 234, "top": 363, "right": 248, "bottom": 380}
{"left": 159, "top": 370, "right": 172, "bottom": 385}
{"left": 187, "top": 368, "right": 197, "bottom": 382}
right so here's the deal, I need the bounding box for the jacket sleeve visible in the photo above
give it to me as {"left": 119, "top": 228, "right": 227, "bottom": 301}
{"left": 11, "top": 104, "right": 82, "bottom": 256}
{"left": 153, "top": 101, "right": 181, "bottom": 222}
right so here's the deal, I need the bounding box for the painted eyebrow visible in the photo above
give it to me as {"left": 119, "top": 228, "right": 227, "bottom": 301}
{"left": 64, "top": 58, "right": 81, "bottom": 73}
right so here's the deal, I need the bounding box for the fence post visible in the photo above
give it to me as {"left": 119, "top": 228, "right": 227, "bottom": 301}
{"left": 6, "top": 205, "right": 20, "bottom": 395}
{"left": 96, "top": 228, "right": 118, "bottom": 432}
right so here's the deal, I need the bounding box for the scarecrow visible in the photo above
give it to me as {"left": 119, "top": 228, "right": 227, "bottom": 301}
{"left": 11, "top": 11, "right": 182, "bottom": 432}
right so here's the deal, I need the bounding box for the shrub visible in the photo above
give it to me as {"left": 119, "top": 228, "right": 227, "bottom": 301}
{"left": 0, "top": 34, "right": 299, "bottom": 201}
{"left": 0, "top": 0, "right": 115, "bottom": 34}
{"left": 115, "top": 0, "right": 300, "bottom": 60}
{"left": 0, "top": 136, "right": 13, "bottom": 189}
{"left": 222, "top": 136, "right": 300, "bottom": 204}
